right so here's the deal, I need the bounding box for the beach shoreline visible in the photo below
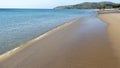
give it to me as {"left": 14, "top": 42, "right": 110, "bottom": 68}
{"left": 0, "top": 9, "right": 91, "bottom": 55}
{"left": 0, "top": 18, "right": 80, "bottom": 62}
{"left": 1, "top": 14, "right": 119, "bottom": 68}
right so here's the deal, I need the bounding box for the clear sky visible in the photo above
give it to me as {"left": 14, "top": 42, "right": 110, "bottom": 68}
{"left": 0, "top": 0, "right": 119, "bottom": 8}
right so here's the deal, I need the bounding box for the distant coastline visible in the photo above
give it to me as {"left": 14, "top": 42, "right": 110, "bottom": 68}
{"left": 54, "top": 1, "right": 120, "bottom": 9}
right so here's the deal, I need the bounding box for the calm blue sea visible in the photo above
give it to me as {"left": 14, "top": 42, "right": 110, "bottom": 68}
{"left": 0, "top": 9, "right": 97, "bottom": 55}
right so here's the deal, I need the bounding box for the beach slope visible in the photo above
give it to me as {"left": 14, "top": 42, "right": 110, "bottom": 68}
{"left": 0, "top": 16, "right": 118, "bottom": 68}
{"left": 99, "top": 13, "right": 120, "bottom": 64}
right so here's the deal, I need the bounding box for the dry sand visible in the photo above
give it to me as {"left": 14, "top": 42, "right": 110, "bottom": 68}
{"left": 99, "top": 13, "right": 120, "bottom": 65}
{"left": 0, "top": 16, "right": 119, "bottom": 68}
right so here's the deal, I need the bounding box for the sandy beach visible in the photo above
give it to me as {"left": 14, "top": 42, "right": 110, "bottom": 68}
{"left": 0, "top": 15, "right": 119, "bottom": 68}
{"left": 99, "top": 13, "right": 120, "bottom": 65}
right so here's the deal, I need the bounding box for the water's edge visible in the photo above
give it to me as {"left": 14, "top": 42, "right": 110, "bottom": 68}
{"left": 0, "top": 18, "right": 81, "bottom": 62}
{"left": 0, "top": 9, "right": 97, "bottom": 55}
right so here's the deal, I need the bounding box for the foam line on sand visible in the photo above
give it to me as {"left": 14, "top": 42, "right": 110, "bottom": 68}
{"left": 0, "top": 18, "right": 80, "bottom": 62}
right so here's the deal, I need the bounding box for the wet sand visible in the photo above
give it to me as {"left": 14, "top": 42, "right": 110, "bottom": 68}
{"left": 99, "top": 13, "right": 120, "bottom": 65}
{"left": 0, "top": 16, "right": 119, "bottom": 68}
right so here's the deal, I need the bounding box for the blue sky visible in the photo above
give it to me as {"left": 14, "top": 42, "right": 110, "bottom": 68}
{"left": 0, "top": 0, "right": 119, "bottom": 8}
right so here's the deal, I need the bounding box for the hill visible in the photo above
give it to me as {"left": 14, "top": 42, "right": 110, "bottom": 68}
{"left": 54, "top": 1, "right": 120, "bottom": 9}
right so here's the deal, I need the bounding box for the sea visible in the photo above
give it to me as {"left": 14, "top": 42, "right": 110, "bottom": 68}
{"left": 0, "top": 9, "right": 97, "bottom": 55}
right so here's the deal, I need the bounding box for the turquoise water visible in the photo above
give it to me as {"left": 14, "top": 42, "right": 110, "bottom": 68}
{"left": 0, "top": 9, "right": 97, "bottom": 55}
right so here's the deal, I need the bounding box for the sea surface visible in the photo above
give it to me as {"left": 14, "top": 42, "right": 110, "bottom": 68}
{"left": 0, "top": 9, "right": 97, "bottom": 55}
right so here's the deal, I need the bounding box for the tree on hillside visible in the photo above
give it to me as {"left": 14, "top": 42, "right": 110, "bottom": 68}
{"left": 112, "top": 4, "right": 120, "bottom": 8}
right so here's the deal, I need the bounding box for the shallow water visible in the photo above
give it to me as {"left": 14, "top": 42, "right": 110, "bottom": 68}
{"left": 0, "top": 9, "right": 97, "bottom": 55}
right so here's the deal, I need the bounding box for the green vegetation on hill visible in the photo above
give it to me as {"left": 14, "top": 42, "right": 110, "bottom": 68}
{"left": 112, "top": 4, "right": 120, "bottom": 8}
{"left": 54, "top": 1, "right": 120, "bottom": 9}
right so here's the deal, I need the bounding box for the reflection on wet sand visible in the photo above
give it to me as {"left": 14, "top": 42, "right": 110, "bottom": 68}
{"left": 0, "top": 16, "right": 119, "bottom": 68}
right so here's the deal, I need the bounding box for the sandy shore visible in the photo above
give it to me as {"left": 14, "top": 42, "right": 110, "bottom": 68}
{"left": 0, "top": 16, "right": 119, "bottom": 68}
{"left": 99, "top": 13, "right": 120, "bottom": 65}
